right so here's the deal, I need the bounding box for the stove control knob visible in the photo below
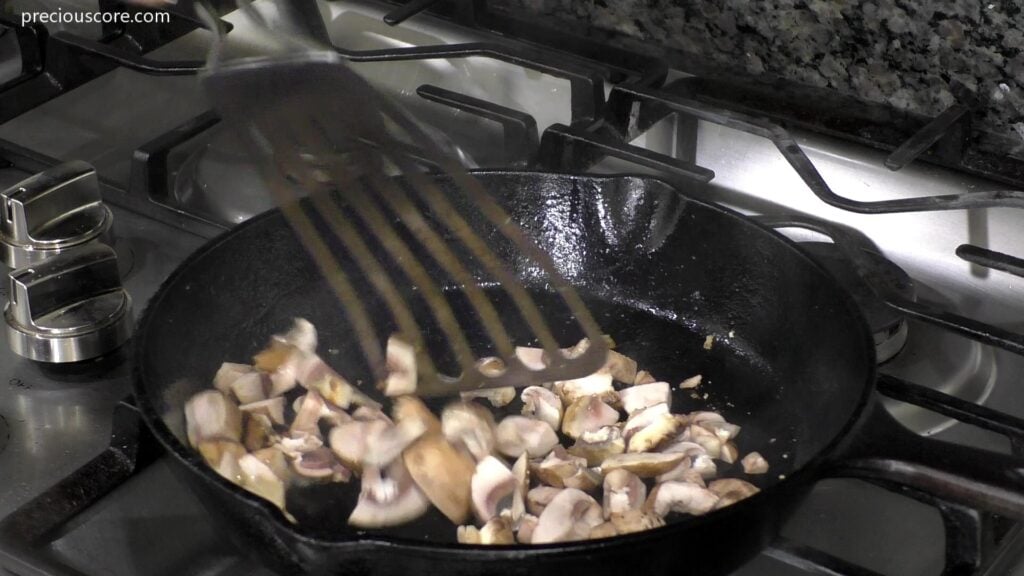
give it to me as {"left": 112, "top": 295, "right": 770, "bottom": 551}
{"left": 1, "top": 161, "right": 113, "bottom": 269}
{"left": 4, "top": 243, "right": 132, "bottom": 363}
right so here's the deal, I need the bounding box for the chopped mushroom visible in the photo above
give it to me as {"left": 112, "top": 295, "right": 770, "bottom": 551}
{"left": 471, "top": 456, "right": 517, "bottom": 522}
{"left": 239, "top": 397, "right": 287, "bottom": 426}
{"left": 329, "top": 420, "right": 389, "bottom": 472}
{"left": 213, "top": 362, "right": 256, "bottom": 395}
{"left": 517, "top": 514, "right": 539, "bottom": 543}
{"left": 700, "top": 420, "right": 742, "bottom": 442}
{"left": 589, "top": 522, "right": 619, "bottom": 539}
{"left": 619, "top": 382, "right": 671, "bottom": 415}
{"left": 646, "top": 481, "right": 719, "bottom": 518}
{"left": 382, "top": 335, "right": 417, "bottom": 397}
{"left": 397, "top": 397, "right": 475, "bottom": 524}
{"left": 460, "top": 386, "right": 516, "bottom": 408}
{"left": 561, "top": 396, "right": 620, "bottom": 439}
{"left": 441, "top": 401, "right": 497, "bottom": 461}
{"left": 185, "top": 390, "right": 242, "bottom": 447}
{"left": 678, "top": 374, "right": 702, "bottom": 389}
{"left": 741, "top": 452, "right": 769, "bottom": 474}
{"left": 457, "top": 516, "right": 515, "bottom": 545}
{"left": 511, "top": 455, "right": 529, "bottom": 522}
{"left": 553, "top": 373, "right": 618, "bottom": 406}
{"left": 197, "top": 439, "right": 246, "bottom": 484}
{"left": 228, "top": 372, "right": 268, "bottom": 405}
{"left": 657, "top": 463, "right": 707, "bottom": 486}
{"left": 603, "top": 469, "right": 646, "bottom": 518}
{"left": 683, "top": 424, "right": 723, "bottom": 458}
{"left": 600, "top": 452, "right": 686, "bottom": 478}
{"left": 609, "top": 509, "right": 666, "bottom": 534}
{"left": 301, "top": 356, "right": 380, "bottom": 410}
{"left": 289, "top": 392, "right": 324, "bottom": 435}
{"left": 708, "top": 478, "right": 760, "bottom": 499}
{"left": 252, "top": 446, "right": 290, "bottom": 480}
{"left": 520, "top": 386, "right": 563, "bottom": 431}
{"left": 601, "top": 349, "right": 638, "bottom": 384}
{"left": 568, "top": 426, "right": 626, "bottom": 467}
{"left": 348, "top": 461, "right": 431, "bottom": 528}
{"left": 277, "top": 431, "right": 323, "bottom": 458}
{"left": 238, "top": 453, "right": 289, "bottom": 517}
{"left": 720, "top": 442, "right": 739, "bottom": 464}
{"left": 526, "top": 486, "right": 564, "bottom": 516}
{"left": 633, "top": 370, "right": 657, "bottom": 385}
{"left": 531, "top": 488, "right": 604, "bottom": 544}
{"left": 627, "top": 413, "right": 679, "bottom": 453}
{"left": 362, "top": 419, "right": 428, "bottom": 467}
{"left": 292, "top": 447, "right": 343, "bottom": 481}
{"left": 533, "top": 447, "right": 589, "bottom": 488}
{"left": 622, "top": 402, "right": 670, "bottom": 440}
{"left": 495, "top": 416, "right": 559, "bottom": 459}
{"left": 352, "top": 405, "right": 394, "bottom": 425}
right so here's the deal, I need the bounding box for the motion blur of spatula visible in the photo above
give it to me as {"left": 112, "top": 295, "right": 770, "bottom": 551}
{"left": 193, "top": 1, "right": 608, "bottom": 396}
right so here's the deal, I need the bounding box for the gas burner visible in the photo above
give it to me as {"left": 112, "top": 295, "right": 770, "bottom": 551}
{"left": 800, "top": 242, "right": 916, "bottom": 364}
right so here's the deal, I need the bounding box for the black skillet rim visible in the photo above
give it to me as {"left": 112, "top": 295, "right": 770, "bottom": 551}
{"left": 131, "top": 169, "right": 879, "bottom": 555}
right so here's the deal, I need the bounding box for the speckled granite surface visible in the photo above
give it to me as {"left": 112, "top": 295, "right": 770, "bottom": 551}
{"left": 490, "top": 0, "right": 1024, "bottom": 154}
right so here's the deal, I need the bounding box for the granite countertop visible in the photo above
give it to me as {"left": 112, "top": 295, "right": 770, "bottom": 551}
{"left": 491, "top": 0, "right": 1024, "bottom": 157}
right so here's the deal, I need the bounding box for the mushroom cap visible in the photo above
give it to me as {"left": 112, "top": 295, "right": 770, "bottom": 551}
{"left": 619, "top": 382, "right": 671, "bottom": 415}
{"left": 520, "top": 386, "right": 563, "bottom": 431}
{"left": 348, "top": 461, "right": 432, "bottom": 528}
{"left": 471, "top": 456, "right": 517, "bottom": 523}
{"left": 495, "top": 416, "right": 559, "bottom": 459}
{"left": 561, "top": 396, "right": 620, "bottom": 439}
{"left": 442, "top": 401, "right": 497, "bottom": 461}
{"left": 647, "top": 481, "right": 719, "bottom": 517}
{"left": 531, "top": 488, "right": 603, "bottom": 544}
{"left": 185, "top": 390, "right": 243, "bottom": 447}
{"left": 599, "top": 452, "right": 686, "bottom": 478}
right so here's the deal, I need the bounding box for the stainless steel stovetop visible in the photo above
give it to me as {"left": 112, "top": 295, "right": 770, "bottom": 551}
{"left": 1, "top": 1, "right": 1023, "bottom": 575}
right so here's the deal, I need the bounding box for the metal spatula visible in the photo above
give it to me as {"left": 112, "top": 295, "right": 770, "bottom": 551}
{"left": 194, "top": 3, "right": 608, "bottom": 396}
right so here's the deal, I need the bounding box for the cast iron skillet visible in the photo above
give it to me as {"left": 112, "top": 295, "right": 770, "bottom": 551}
{"left": 133, "top": 172, "right": 1024, "bottom": 576}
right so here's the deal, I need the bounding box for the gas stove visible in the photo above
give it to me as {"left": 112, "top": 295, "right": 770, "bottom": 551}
{"left": 1, "top": 1, "right": 1024, "bottom": 575}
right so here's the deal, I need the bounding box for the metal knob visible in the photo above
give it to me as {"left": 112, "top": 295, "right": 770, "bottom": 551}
{"left": 4, "top": 244, "right": 132, "bottom": 363}
{"left": 1, "top": 161, "right": 113, "bottom": 269}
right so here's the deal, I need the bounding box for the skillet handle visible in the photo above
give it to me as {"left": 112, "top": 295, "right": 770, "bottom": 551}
{"left": 822, "top": 393, "right": 1024, "bottom": 518}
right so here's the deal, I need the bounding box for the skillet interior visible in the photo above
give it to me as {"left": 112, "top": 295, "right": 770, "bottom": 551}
{"left": 133, "top": 171, "right": 874, "bottom": 544}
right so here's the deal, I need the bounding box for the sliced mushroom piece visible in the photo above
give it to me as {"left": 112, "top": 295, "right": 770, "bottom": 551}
{"left": 277, "top": 431, "right": 324, "bottom": 458}
{"left": 362, "top": 419, "right": 428, "bottom": 467}
{"left": 441, "top": 401, "right": 497, "bottom": 461}
{"left": 553, "top": 372, "right": 618, "bottom": 406}
{"left": 619, "top": 382, "right": 671, "bottom": 415}
{"left": 533, "top": 446, "right": 588, "bottom": 488}
{"left": 720, "top": 442, "right": 739, "bottom": 464}
{"left": 531, "top": 488, "right": 604, "bottom": 544}
{"left": 196, "top": 439, "right": 246, "bottom": 484}
{"left": 608, "top": 509, "right": 666, "bottom": 535}
{"left": 185, "top": 390, "right": 242, "bottom": 447}
{"left": 741, "top": 451, "right": 769, "bottom": 474}
{"left": 710, "top": 478, "right": 761, "bottom": 509}
{"left": 589, "top": 522, "right": 619, "bottom": 539}
{"left": 656, "top": 462, "right": 707, "bottom": 486}
{"left": 281, "top": 317, "right": 318, "bottom": 354}
{"left": 678, "top": 374, "right": 702, "bottom": 389}
{"left": 561, "top": 396, "right": 619, "bottom": 439}
{"left": 348, "top": 461, "right": 432, "bottom": 528}
{"left": 320, "top": 401, "right": 352, "bottom": 428}
{"left": 238, "top": 453, "right": 289, "bottom": 515}
{"left": 683, "top": 424, "right": 723, "bottom": 458}
{"left": 352, "top": 405, "right": 394, "bottom": 425}
{"left": 633, "top": 370, "right": 657, "bottom": 385}
{"left": 689, "top": 411, "right": 725, "bottom": 425}
{"left": 599, "top": 452, "right": 686, "bottom": 478}
{"left": 515, "top": 346, "right": 546, "bottom": 371}
{"left": 691, "top": 454, "right": 718, "bottom": 479}
{"left": 252, "top": 445, "right": 291, "bottom": 480}
{"left": 471, "top": 456, "right": 517, "bottom": 522}
{"left": 520, "top": 386, "right": 563, "bottom": 431}
{"left": 213, "top": 362, "right": 256, "bottom": 395}
{"left": 253, "top": 339, "right": 296, "bottom": 373}
{"left": 516, "top": 514, "right": 539, "bottom": 544}
{"left": 622, "top": 402, "right": 670, "bottom": 440}
{"left": 243, "top": 414, "right": 272, "bottom": 451}
{"left": 700, "top": 420, "right": 742, "bottom": 442}
{"left": 563, "top": 467, "right": 602, "bottom": 492}
{"left": 526, "top": 486, "right": 564, "bottom": 516}
{"left": 290, "top": 391, "right": 325, "bottom": 436}
{"left": 291, "top": 447, "right": 341, "bottom": 481}
{"left": 228, "top": 371, "right": 268, "bottom": 405}
{"left": 456, "top": 516, "right": 515, "bottom": 545}
{"left": 660, "top": 439, "right": 706, "bottom": 456}
{"left": 398, "top": 397, "right": 476, "bottom": 525}
{"left": 511, "top": 454, "right": 529, "bottom": 523}
{"left": 495, "top": 416, "right": 559, "bottom": 459}
{"left": 568, "top": 426, "right": 626, "bottom": 467}
{"left": 301, "top": 355, "right": 380, "bottom": 410}
{"left": 460, "top": 386, "right": 516, "bottom": 408}
{"left": 601, "top": 350, "right": 638, "bottom": 384}
{"left": 239, "top": 397, "right": 287, "bottom": 426}
{"left": 627, "top": 413, "right": 679, "bottom": 453}
{"left": 456, "top": 525, "right": 480, "bottom": 544}
{"left": 646, "top": 481, "right": 719, "bottom": 518}
{"left": 381, "top": 335, "right": 417, "bottom": 397}
{"left": 329, "top": 419, "right": 389, "bottom": 473}
{"left": 602, "top": 469, "right": 646, "bottom": 518}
